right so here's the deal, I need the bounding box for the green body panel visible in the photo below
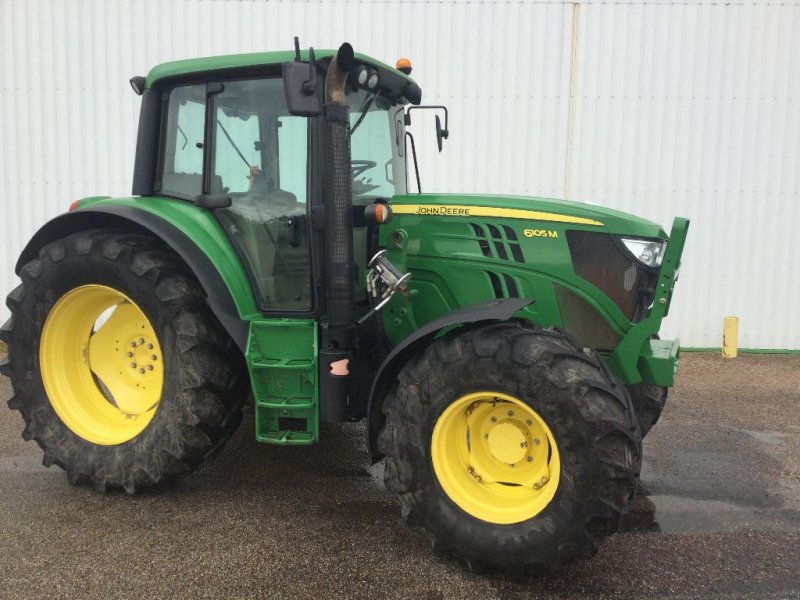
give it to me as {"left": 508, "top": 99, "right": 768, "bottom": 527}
{"left": 380, "top": 194, "right": 688, "bottom": 386}
{"left": 248, "top": 320, "right": 319, "bottom": 444}
{"left": 145, "top": 50, "right": 414, "bottom": 88}
{"left": 76, "top": 195, "right": 261, "bottom": 320}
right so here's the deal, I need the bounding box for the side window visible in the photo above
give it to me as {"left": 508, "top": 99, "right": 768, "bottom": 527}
{"left": 278, "top": 117, "right": 308, "bottom": 203}
{"left": 159, "top": 85, "right": 205, "bottom": 199}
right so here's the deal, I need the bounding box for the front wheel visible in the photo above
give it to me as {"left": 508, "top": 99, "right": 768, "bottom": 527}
{"left": 627, "top": 382, "right": 668, "bottom": 436}
{"left": 378, "top": 322, "right": 642, "bottom": 575}
{"left": 0, "top": 230, "right": 247, "bottom": 493}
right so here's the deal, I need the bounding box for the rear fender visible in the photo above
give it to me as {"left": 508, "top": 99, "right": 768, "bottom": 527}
{"left": 16, "top": 205, "right": 252, "bottom": 352}
{"left": 366, "top": 298, "right": 533, "bottom": 462}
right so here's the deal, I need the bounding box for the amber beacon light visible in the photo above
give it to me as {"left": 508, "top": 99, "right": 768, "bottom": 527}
{"left": 396, "top": 57, "right": 412, "bottom": 74}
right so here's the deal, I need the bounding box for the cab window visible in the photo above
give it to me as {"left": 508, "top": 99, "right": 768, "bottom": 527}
{"left": 158, "top": 85, "right": 206, "bottom": 199}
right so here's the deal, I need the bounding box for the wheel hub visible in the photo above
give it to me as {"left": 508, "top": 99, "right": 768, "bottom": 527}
{"left": 486, "top": 421, "right": 528, "bottom": 465}
{"left": 130, "top": 337, "right": 159, "bottom": 374}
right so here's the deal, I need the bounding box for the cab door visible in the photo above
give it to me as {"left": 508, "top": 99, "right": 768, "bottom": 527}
{"left": 157, "top": 76, "right": 315, "bottom": 314}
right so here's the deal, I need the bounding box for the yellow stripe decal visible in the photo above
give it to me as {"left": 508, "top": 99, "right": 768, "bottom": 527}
{"left": 391, "top": 204, "right": 603, "bottom": 227}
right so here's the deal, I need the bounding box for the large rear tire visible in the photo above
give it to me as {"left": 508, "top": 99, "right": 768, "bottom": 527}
{"left": 0, "top": 230, "right": 247, "bottom": 493}
{"left": 378, "top": 322, "right": 642, "bottom": 575}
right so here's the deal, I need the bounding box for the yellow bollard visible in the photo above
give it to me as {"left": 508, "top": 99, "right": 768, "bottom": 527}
{"left": 722, "top": 316, "right": 739, "bottom": 359}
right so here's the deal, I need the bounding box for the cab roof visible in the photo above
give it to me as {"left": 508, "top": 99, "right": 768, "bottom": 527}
{"left": 145, "top": 49, "right": 416, "bottom": 88}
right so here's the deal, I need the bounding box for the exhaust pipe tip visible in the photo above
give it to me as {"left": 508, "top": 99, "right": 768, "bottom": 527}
{"left": 336, "top": 42, "right": 355, "bottom": 73}
{"left": 325, "top": 42, "right": 355, "bottom": 104}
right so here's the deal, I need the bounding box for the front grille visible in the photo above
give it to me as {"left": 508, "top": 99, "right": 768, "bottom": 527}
{"left": 554, "top": 285, "right": 622, "bottom": 350}
{"left": 566, "top": 231, "right": 657, "bottom": 322}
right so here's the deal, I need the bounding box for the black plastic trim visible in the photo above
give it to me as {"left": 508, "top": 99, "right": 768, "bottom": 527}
{"left": 16, "top": 206, "right": 250, "bottom": 353}
{"left": 366, "top": 298, "right": 533, "bottom": 462}
{"left": 131, "top": 89, "right": 161, "bottom": 196}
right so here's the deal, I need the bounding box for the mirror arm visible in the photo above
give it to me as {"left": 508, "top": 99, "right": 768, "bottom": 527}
{"left": 405, "top": 132, "right": 422, "bottom": 194}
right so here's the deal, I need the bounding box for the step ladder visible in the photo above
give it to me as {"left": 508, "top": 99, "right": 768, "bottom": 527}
{"left": 246, "top": 319, "right": 318, "bottom": 445}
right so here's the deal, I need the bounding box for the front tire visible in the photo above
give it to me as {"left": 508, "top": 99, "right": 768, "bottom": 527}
{"left": 0, "top": 230, "right": 247, "bottom": 493}
{"left": 378, "top": 322, "right": 642, "bottom": 575}
{"left": 627, "top": 382, "right": 668, "bottom": 436}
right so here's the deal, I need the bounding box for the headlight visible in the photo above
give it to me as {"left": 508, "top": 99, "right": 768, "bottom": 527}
{"left": 355, "top": 66, "right": 368, "bottom": 86}
{"left": 619, "top": 237, "right": 667, "bottom": 268}
{"left": 367, "top": 70, "right": 379, "bottom": 89}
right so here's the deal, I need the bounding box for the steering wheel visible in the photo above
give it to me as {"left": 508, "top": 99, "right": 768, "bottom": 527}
{"left": 351, "top": 160, "right": 377, "bottom": 179}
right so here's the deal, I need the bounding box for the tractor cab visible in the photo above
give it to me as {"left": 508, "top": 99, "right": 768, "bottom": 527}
{"left": 135, "top": 49, "right": 417, "bottom": 314}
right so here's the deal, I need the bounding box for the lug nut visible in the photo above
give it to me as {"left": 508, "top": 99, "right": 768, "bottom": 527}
{"left": 527, "top": 456, "right": 533, "bottom": 462}
{"left": 138, "top": 338, "right": 145, "bottom": 345}
{"left": 526, "top": 419, "right": 532, "bottom": 426}
{"left": 491, "top": 416, "right": 497, "bottom": 423}
{"left": 484, "top": 433, "right": 489, "bottom": 440}
{"left": 147, "top": 343, "right": 153, "bottom": 350}
{"left": 130, "top": 341, "right": 136, "bottom": 348}
{"left": 507, "top": 410, "right": 514, "bottom": 417}
{"left": 139, "top": 368, "right": 145, "bottom": 374}
{"left": 151, "top": 355, "right": 158, "bottom": 361}
{"left": 147, "top": 365, "right": 154, "bottom": 371}
{"left": 130, "top": 362, "right": 136, "bottom": 369}
{"left": 127, "top": 351, "right": 133, "bottom": 358}
{"left": 534, "top": 482, "right": 542, "bottom": 490}
{"left": 533, "top": 438, "right": 541, "bottom": 445}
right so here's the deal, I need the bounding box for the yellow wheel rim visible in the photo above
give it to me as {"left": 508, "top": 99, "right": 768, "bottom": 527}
{"left": 40, "top": 284, "right": 164, "bottom": 445}
{"left": 431, "top": 391, "right": 561, "bottom": 524}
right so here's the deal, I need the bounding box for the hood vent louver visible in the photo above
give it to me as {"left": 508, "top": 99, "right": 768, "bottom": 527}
{"left": 485, "top": 271, "right": 520, "bottom": 299}
{"left": 470, "top": 223, "right": 524, "bottom": 263}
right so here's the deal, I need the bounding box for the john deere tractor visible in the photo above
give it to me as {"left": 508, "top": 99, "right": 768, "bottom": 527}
{"left": 1, "top": 42, "right": 688, "bottom": 574}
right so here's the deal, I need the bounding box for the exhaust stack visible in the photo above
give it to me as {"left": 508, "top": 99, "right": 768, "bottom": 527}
{"left": 319, "top": 43, "right": 355, "bottom": 422}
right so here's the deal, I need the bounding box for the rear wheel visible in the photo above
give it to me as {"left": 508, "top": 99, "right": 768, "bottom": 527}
{"left": 378, "top": 322, "right": 642, "bottom": 575}
{"left": 0, "top": 230, "right": 247, "bottom": 493}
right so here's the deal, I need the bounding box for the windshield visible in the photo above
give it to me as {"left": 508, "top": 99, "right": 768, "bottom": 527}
{"left": 346, "top": 89, "right": 407, "bottom": 203}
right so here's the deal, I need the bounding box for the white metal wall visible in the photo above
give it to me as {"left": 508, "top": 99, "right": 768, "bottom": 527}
{"left": 1, "top": 0, "right": 798, "bottom": 349}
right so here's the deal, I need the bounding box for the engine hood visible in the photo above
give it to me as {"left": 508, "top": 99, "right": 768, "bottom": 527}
{"left": 389, "top": 193, "right": 668, "bottom": 239}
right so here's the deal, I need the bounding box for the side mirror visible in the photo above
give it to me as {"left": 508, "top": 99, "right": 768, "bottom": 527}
{"left": 283, "top": 40, "right": 322, "bottom": 116}
{"left": 435, "top": 114, "right": 449, "bottom": 152}
{"left": 404, "top": 105, "right": 449, "bottom": 152}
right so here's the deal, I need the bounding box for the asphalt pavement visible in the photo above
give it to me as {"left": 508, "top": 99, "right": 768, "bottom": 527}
{"left": 1, "top": 352, "right": 799, "bottom": 599}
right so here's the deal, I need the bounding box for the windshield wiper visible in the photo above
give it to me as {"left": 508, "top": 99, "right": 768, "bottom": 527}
{"left": 350, "top": 91, "right": 379, "bottom": 135}
{"left": 177, "top": 124, "right": 189, "bottom": 150}
{"left": 217, "top": 118, "right": 252, "bottom": 168}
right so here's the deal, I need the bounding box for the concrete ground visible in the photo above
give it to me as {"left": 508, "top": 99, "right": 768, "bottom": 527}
{"left": 1, "top": 352, "right": 799, "bottom": 599}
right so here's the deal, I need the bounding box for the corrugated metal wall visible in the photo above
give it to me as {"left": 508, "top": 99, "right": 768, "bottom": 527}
{"left": 1, "top": 0, "right": 798, "bottom": 349}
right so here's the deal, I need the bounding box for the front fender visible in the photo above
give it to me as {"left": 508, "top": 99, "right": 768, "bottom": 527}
{"left": 366, "top": 297, "right": 533, "bottom": 462}
{"left": 16, "top": 199, "right": 259, "bottom": 352}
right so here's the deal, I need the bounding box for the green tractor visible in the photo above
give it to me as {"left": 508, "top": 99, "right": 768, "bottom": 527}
{"left": 1, "top": 42, "right": 688, "bottom": 574}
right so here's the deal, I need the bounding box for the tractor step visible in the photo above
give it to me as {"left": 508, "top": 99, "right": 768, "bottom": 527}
{"left": 246, "top": 319, "right": 318, "bottom": 445}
